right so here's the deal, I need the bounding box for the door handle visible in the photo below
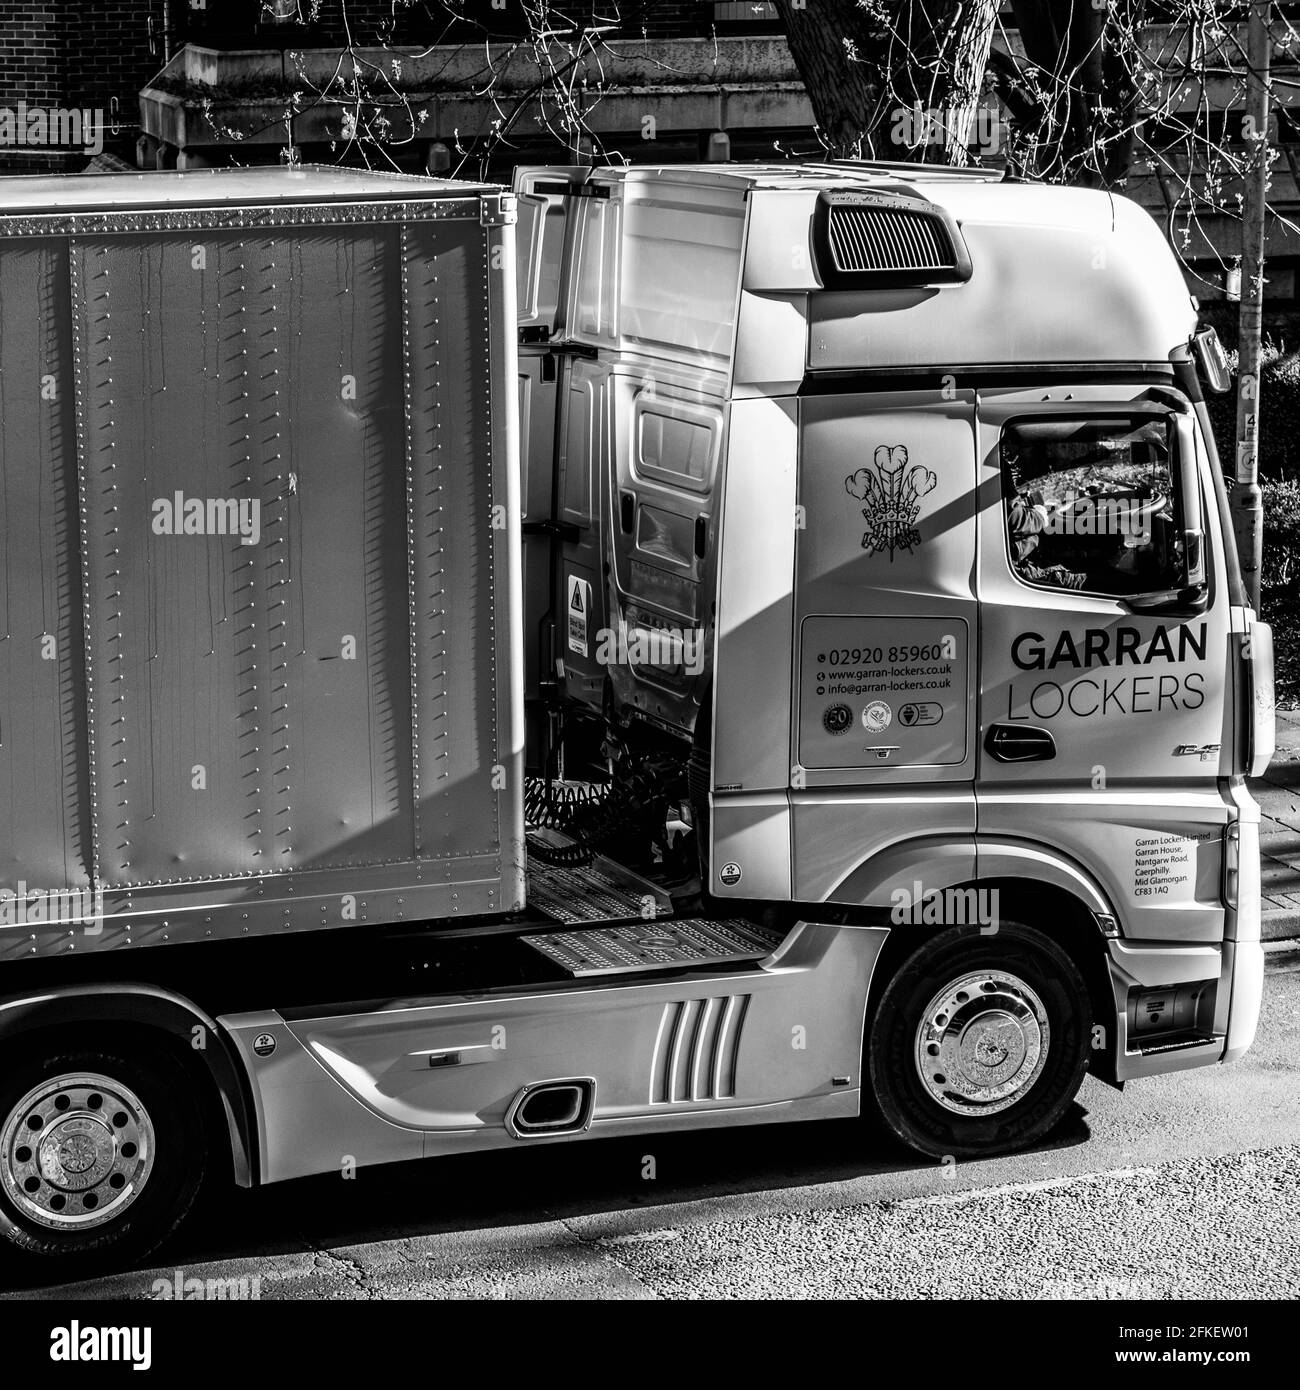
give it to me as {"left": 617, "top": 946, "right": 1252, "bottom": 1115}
{"left": 619, "top": 490, "right": 635, "bottom": 533}
{"left": 985, "top": 722, "right": 1056, "bottom": 762}
{"left": 399, "top": 1044, "right": 498, "bottom": 1072}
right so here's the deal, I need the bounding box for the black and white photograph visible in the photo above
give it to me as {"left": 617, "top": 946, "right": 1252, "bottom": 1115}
{"left": 0, "top": 0, "right": 1295, "bottom": 1362}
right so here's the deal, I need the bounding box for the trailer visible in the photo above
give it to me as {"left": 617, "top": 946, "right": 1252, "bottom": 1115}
{"left": 0, "top": 161, "right": 1273, "bottom": 1275}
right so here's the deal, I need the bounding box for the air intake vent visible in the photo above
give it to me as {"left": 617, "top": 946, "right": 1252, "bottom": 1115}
{"left": 829, "top": 206, "right": 948, "bottom": 272}
{"left": 651, "top": 995, "right": 749, "bottom": 1104}
{"left": 814, "top": 190, "right": 972, "bottom": 288}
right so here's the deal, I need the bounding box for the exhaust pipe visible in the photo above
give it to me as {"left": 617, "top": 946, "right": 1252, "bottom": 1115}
{"left": 507, "top": 1078, "right": 596, "bottom": 1138}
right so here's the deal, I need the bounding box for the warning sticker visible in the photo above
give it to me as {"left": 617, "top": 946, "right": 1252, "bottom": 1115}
{"left": 567, "top": 574, "right": 591, "bottom": 658}
{"left": 798, "top": 615, "right": 969, "bottom": 770}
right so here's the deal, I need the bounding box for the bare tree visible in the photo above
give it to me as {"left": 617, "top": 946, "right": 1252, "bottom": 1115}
{"left": 988, "top": 0, "right": 1150, "bottom": 187}
{"left": 240, "top": 1, "right": 1296, "bottom": 293}
{"left": 220, "top": 1, "right": 1294, "bottom": 602}
{"left": 771, "top": 2, "right": 1297, "bottom": 294}
{"left": 228, "top": 2, "right": 632, "bottom": 177}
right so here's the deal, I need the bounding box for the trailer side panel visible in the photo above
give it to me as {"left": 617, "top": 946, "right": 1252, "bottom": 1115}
{"left": 0, "top": 176, "right": 521, "bottom": 958}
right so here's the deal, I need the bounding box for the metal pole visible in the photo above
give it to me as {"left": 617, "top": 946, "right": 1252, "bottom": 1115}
{"left": 1232, "top": 1, "right": 1272, "bottom": 611}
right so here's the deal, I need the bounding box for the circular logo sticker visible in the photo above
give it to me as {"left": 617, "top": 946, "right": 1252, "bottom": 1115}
{"left": 862, "top": 700, "right": 892, "bottom": 734}
{"left": 252, "top": 1033, "right": 277, "bottom": 1058}
{"left": 719, "top": 862, "right": 742, "bottom": 887}
{"left": 822, "top": 703, "right": 853, "bottom": 735}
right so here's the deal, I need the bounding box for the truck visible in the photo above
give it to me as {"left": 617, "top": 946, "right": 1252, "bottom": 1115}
{"left": 0, "top": 160, "right": 1274, "bottom": 1276}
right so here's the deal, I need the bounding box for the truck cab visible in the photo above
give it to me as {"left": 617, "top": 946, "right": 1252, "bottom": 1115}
{"left": 511, "top": 158, "right": 1273, "bottom": 1138}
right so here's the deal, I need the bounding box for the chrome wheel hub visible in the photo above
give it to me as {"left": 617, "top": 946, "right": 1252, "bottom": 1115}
{"left": 914, "top": 971, "right": 1050, "bottom": 1115}
{"left": 1, "top": 1073, "right": 154, "bottom": 1229}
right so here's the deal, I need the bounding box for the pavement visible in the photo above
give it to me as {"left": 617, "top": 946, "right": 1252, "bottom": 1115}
{"left": 9, "top": 943, "right": 1299, "bottom": 1300}
{"left": 1254, "top": 706, "right": 1300, "bottom": 939}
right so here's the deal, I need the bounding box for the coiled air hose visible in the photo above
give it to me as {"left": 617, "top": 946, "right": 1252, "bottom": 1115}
{"left": 524, "top": 760, "right": 669, "bottom": 868}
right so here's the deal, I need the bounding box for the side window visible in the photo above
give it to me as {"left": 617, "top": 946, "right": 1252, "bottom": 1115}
{"left": 1000, "top": 416, "right": 1189, "bottom": 597}
{"left": 635, "top": 405, "right": 717, "bottom": 493}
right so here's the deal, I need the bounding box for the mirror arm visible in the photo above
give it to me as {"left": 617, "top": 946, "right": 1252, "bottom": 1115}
{"left": 1125, "top": 584, "right": 1210, "bottom": 617}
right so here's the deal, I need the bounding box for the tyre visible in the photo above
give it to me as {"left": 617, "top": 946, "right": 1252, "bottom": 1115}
{"left": 867, "top": 922, "right": 1090, "bottom": 1159}
{"left": 0, "top": 1042, "right": 206, "bottom": 1276}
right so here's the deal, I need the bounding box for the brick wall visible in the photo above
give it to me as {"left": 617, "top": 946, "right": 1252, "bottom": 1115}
{"left": 65, "top": 0, "right": 168, "bottom": 121}
{"left": 0, "top": 0, "right": 168, "bottom": 170}
{"left": 0, "top": 3, "right": 68, "bottom": 170}
{"left": 0, "top": 4, "right": 67, "bottom": 106}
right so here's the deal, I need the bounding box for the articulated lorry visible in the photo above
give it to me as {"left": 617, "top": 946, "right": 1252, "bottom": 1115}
{"left": 0, "top": 161, "right": 1273, "bottom": 1274}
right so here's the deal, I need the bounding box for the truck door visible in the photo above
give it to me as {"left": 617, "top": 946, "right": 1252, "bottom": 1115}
{"left": 605, "top": 365, "right": 725, "bottom": 736}
{"left": 789, "top": 390, "right": 979, "bottom": 906}
{"left": 975, "top": 384, "right": 1231, "bottom": 940}
{"left": 601, "top": 176, "right": 743, "bottom": 739}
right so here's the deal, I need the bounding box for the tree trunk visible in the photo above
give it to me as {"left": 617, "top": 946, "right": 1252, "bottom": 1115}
{"left": 774, "top": 0, "right": 1000, "bottom": 164}
{"left": 940, "top": 0, "right": 1000, "bottom": 165}
{"left": 1098, "top": 0, "right": 1148, "bottom": 186}
{"left": 773, "top": 0, "right": 892, "bottom": 157}
{"left": 1008, "top": 0, "right": 1147, "bottom": 186}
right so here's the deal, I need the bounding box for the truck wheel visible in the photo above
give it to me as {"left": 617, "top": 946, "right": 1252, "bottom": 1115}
{"left": 0, "top": 1045, "right": 205, "bottom": 1274}
{"left": 867, "top": 923, "right": 1090, "bottom": 1159}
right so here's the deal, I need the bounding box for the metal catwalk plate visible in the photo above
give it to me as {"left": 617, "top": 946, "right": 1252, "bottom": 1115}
{"left": 522, "top": 917, "right": 786, "bottom": 978}
{"left": 526, "top": 845, "right": 672, "bottom": 925}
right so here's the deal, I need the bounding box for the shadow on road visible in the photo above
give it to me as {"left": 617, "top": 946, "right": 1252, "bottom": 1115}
{"left": 149, "top": 1102, "right": 1094, "bottom": 1272}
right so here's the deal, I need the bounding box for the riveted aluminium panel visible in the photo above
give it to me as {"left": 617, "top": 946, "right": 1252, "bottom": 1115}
{"left": 0, "top": 173, "right": 522, "bottom": 956}
{"left": 0, "top": 239, "right": 93, "bottom": 895}
{"left": 72, "top": 228, "right": 417, "bottom": 885}
{"left": 401, "top": 217, "right": 509, "bottom": 865}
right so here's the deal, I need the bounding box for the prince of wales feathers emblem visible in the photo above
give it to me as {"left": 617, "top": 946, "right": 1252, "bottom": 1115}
{"left": 845, "top": 446, "right": 937, "bottom": 560}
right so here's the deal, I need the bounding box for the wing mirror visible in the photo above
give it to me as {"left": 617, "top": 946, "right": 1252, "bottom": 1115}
{"left": 1125, "top": 413, "right": 1208, "bottom": 617}
{"left": 1192, "top": 326, "right": 1232, "bottom": 395}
